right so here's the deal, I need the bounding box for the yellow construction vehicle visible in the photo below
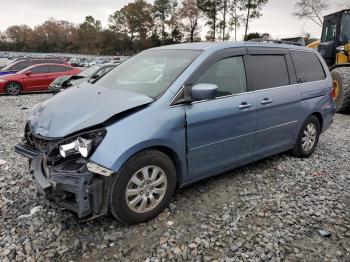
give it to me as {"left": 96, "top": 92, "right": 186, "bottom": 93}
{"left": 308, "top": 9, "right": 350, "bottom": 112}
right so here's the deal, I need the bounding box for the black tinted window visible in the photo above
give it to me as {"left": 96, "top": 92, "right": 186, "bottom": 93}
{"left": 31, "top": 65, "right": 50, "bottom": 74}
{"left": 246, "top": 55, "right": 290, "bottom": 91}
{"left": 194, "top": 56, "right": 247, "bottom": 97}
{"left": 11, "top": 61, "right": 31, "bottom": 71}
{"left": 50, "top": 65, "right": 71, "bottom": 72}
{"left": 322, "top": 20, "right": 337, "bottom": 42}
{"left": 291, "top": 51, "right": 326, "bottom": 83}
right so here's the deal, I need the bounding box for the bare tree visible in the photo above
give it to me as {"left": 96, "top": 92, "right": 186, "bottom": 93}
{"left": 293, "top": 0, "right": 329, "bottom": 27}
{"left": 179, "top": 0, "right": 202, "bottom": 42}
{"left": 337, "top": 1, "right": 350, "bottom": 8}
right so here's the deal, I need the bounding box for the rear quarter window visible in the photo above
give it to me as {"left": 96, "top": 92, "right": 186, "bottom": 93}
{"left": 31, "top": 65, "right": 50, "bottom": 74}
{"left": 291, "top": 51, "right": 326, "bottom": 83}
{"left": 50, "top": 65, "right": 72, "bottom": 72}
{"left": 245, "top": 55, "right": 290, "bottom": 91}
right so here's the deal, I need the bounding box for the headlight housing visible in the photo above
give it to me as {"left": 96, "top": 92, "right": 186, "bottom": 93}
{"left": 58, "top": 129, "right": 106, "bottom": 158}
{"left": 336, "top": 45, "right": 345, "bottom": 51}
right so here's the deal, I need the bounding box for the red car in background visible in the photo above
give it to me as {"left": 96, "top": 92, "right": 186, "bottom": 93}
{"left": 0, "top": 64, "right": 81, "bottom": 95}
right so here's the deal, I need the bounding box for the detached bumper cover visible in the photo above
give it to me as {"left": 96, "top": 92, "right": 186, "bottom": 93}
{"left": 15, "top": 143, "right": 111, "bottom": 219}
{"left": 15, "top": 144, "right": 41, "bottom": 159}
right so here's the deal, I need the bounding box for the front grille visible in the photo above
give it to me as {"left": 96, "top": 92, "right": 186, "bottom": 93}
{"left": 32, "top": 136, "right": 50, "bottom": 152}
{"left": 24, "top": 124, "right": 60, "bottom": 161}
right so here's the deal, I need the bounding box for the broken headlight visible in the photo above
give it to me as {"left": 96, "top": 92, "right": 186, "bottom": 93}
{"left": 58, "top": 129, "right": 106, "bottom": 158}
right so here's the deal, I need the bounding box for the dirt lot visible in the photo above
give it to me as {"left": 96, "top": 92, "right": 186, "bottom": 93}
{"left": 0, "top": 94, "right": 349, "bottom": 262}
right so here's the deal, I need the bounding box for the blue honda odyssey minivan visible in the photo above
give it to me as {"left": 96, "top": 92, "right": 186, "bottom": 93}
{"left": 16, "top": 42, "right": 335, "bottom": 224}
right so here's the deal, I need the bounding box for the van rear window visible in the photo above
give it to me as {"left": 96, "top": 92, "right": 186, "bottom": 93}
{"left": 291, "top": 51, "right": 326, "bottom": 83}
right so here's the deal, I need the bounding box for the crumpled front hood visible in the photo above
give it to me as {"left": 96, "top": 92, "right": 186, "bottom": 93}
{"left": 28, "top": 82, "right": 154, "bottom": 138}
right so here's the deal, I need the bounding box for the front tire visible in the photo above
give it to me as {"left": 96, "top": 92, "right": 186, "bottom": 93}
{"left": 109, "top": 150, "right": 177, "bottom": 224}
{"left": 5, "top": 82, "right": 22, "bottom": 95}
{"left": 291, "top": 115, "right": 321, "bottom": 158}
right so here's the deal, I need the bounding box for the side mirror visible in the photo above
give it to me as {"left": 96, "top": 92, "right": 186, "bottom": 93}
{"left": 25, "top": 71, "right": 32, "bottom": 75}
{"left": 191, "top": 83, "right": 218, "bottom": 101}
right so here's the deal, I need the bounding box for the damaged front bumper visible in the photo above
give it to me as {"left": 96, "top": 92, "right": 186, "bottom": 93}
{"left": 15, "top": 143, "right": 113, "bottom": 220}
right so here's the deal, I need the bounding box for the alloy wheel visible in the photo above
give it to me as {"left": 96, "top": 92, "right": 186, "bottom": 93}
{"left": 125, "top": 165, "right": 167, "bottom": 213}
{"left": 302, "top": 123, "right": 317, "bottom": 152}
{"left": 6, "top": 82, "right": 21, "bottom": 95}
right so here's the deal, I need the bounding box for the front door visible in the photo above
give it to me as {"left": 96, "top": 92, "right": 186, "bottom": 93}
{"left": 23, "top": 65, "right": 50, "bottom": 91}
{"left": 185, "top": 52, "right": 257, "bottom": 181}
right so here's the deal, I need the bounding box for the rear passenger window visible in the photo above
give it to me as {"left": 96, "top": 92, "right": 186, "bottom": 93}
{"left": 12, "top": 61, "right": 31, "bottom": 71}
{"left": 50, "top": 65, "right": 71, "bottom": 72}
{"left": 194, "top": 56, "right": 247, "bottom": 97}
{"left": 291, "top": 51, "right": 326, "bottom": 83}
{"left": 246, "top": 55, "right": 290, "bottom": 91}
{"left": 31, "top": 65, "right": 50, "bottom": 74}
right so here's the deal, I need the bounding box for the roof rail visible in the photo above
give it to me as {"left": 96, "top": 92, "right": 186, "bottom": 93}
{"left": 247, "top": 38, "right": 303, "bottom": 46}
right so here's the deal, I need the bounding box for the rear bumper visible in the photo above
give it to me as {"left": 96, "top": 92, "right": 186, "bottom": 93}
{"left": 15, "top": 143, "right": 111, "bottom": 219}
{"left": 322, "top": 98, "right": 337, "bottom": 133}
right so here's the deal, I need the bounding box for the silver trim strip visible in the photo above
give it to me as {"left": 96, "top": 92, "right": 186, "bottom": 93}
{"left": 87, "top": 162, "right": 114, "bottom": 177}
{"left": 189, "top": 120, "right": 298, "bottom": 151}
{"left": 171, "top": 78, "right": 330, "bottom": 107}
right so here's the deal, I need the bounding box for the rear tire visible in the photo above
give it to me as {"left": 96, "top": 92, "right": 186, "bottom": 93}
{"left": 109, "top": 150, "right": 177, "bottom": 224}
{"left": 331, "top": 67, "right": 350, "bottom": 112}
{"left": 291, "top": 115, "right": 321, "bottom": 158}
{"left": 5, "top": 82, "right": 22, "bottom": 95}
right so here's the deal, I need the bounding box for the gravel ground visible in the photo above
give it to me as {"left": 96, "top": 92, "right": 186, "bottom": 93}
{"left": 0, "top": 94, "right": 349, "bottom": 262}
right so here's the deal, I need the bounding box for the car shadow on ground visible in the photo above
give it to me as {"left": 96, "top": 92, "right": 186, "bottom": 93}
{"left": 58, "top": 151, "right": 289, "bottom": 229}
{"left": 0, "top": 91, "right": 53, "bottom": 96}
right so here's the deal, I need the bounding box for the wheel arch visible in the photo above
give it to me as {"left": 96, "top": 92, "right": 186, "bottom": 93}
{"left": 149, "top": 146, "right": 184, "bottom": 186}
{"left": 109, "top": 143, "right": 186, "bottom": 186}
{"left": 310, "top": 112, "right": 324, "bottom": 132}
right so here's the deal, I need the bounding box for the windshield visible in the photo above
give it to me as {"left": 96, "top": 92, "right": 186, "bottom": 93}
{"left": 340, "top": 13, "right": 350, "bottom": 43}
{"left": 96, "top": 49, "right": 201, "bottom": 98}
{"left": 322, "top": 20, "right": 337, "bottom": 42}
{"left": 1, "top": 62, "right": 16, "bottom": 71}
{"left": 78, "top": 65, "right": 101, "bottom": 77}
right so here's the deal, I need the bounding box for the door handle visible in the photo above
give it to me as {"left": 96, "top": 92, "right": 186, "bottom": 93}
{"left": 261, "top": 98, "right": 273, "bottom": 105}
{"left": 238, "top": 102, "right": 253, "bottom": 109}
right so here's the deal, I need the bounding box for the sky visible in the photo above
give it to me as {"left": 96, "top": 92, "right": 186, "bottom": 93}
{"left": 0, "top": 0, "right": 347, "bottom": 40}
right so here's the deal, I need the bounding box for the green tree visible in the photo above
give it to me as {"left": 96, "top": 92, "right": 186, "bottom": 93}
{"left": 229, "top": 0, "right": 244, "bottom": 41}
{"left": 110, "top": 0, "right": 153, "bottom": 52}
{"left": 245, "top": 32, "right": 270, "bottom": 40}
{"left": 77, "top": 16, "right": 103, "bottom": 54}
{"left": 241, "top": 0, "right": 269, "bottom": 40}
{"left": 153, "top": 0, "right": 172, "bottom": 41}
{"left": 219, "top": 0, "right": 230, "bottom": 41}
{"left": 197, "top": 0, "right": 221, "bottom": 41}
